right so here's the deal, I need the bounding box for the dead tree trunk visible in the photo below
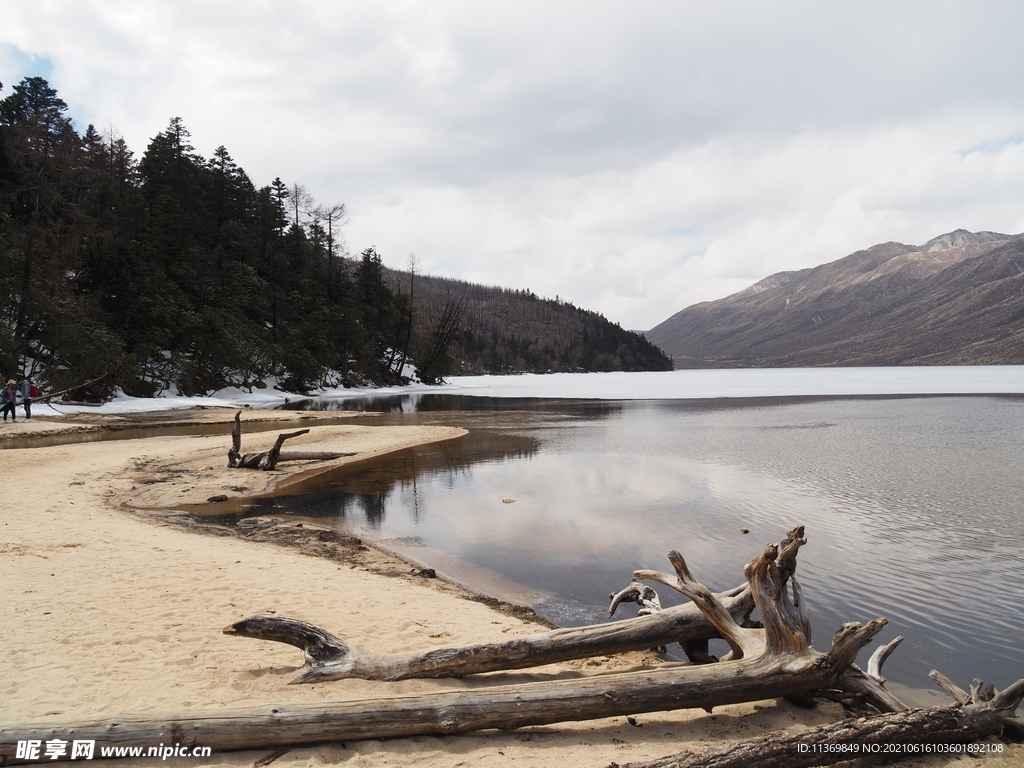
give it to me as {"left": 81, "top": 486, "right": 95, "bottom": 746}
{"left": 625, "top": 674, "right": 1024, "bottom": 768}
{"left": 225, "top": 582, "right": 752, "bottom": 683}
{"left": 0, "top": 654, "right": 897, "bottom": 766}
{"left": 227, "top": 411, "right": 352, "bottom": 470}
{"left": 1, "top": 528, "right": 913, "bottom": 763}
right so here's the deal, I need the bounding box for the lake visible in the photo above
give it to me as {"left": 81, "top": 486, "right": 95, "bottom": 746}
{"left": 198, "top": 370, "right": 1024, "bottom": 706}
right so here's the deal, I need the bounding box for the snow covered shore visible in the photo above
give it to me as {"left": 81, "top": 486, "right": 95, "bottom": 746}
{"left": 44, "top": 365, "right": 1024, "bottom": 417}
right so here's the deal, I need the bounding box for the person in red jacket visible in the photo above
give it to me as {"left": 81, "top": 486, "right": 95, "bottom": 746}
{"left": 1, "top": 379, "right": 18, "bottom": 422}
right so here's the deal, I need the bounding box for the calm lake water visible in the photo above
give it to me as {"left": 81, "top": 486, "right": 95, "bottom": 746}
{"left": 209, "top": 393, "right": 1024, "bottom": 704}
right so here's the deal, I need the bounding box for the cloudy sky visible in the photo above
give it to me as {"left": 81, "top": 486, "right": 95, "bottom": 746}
{"left": 4, "top": 2, "right": 1024, "bottom": 330}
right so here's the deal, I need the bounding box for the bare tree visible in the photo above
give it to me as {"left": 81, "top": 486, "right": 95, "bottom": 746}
{"left": 314, "top": 202, "right": 347, "bottom": 269}
{"left": 415, "top": 285, "right": 467, "bottom": 384}
{"left": 393, "top": 253, "right": 418, "bottom": 378}
{"left": 287, "top": 182, "right": 315, "bottom": 229}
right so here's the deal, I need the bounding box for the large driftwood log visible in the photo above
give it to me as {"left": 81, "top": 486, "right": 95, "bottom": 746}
{"left": 225, "top": 528, "right": 819, "bottom": 683}
{"left": 1, "top": 529, "right": 911, "bottom": 764}
{"left": 626, "top": 673, "right": 1024, "bottom": 768}
{"left": 2, "top": 675, "right": 1017, "bottom": 768}
{"left": 227, "top": 530, "right": 828, "bottom": 683}
{"left": 227, "top": 411, "right": 352, "bottom": 470}
{"left": 225, "top": 583, "right": 753, "bottom": 683}
{"left": 0, "top": 657, "right": 893, "bottom": 766}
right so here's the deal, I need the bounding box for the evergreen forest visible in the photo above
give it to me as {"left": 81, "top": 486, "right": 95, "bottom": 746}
{"left": 0, "top": 77, "right": 671, "bottom": 399}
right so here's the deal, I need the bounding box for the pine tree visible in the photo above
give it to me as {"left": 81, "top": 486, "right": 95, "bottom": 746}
{"left": 0, "top": 77, "right": 126, "bottom": 391}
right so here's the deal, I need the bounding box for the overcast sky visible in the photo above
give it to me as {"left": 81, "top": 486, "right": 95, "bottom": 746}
{"left": 4, "top": 2, "right": 1024, "bottom": 329}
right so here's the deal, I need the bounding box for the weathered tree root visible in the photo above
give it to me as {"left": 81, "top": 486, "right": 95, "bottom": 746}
{"left": 609, "top": 579, "right": 663, "bottom": 617}
{"left": 623, "top": 674, "right": 1024, "bottom": 768}
{"left": 227, "top": 410, "right": 351, "bottom": 470}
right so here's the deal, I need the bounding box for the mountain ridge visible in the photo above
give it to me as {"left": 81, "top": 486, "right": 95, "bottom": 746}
{"left": 645, "top": 229, "right": 1024, "bottom": 367}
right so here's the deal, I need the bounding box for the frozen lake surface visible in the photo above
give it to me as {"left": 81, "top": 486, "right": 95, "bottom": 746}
{"left": 62, "top": 364, "right": 1024, "bottom": 414}
{"left": 408, "top": 365, "right": 1024, "bottom": 400}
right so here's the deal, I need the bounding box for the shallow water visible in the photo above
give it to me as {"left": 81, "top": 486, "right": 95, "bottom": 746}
{"left": 206, "top": 393, "right": 1024, "bottom": 702}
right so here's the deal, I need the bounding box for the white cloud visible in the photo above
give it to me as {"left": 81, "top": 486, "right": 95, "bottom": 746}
{"left": 5, "top": 1, "right": 1024, "bottom": 329}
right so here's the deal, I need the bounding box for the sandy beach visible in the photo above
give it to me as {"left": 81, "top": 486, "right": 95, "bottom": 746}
{"left": 0, "top": 408, "right": 1014, "bottom": 767}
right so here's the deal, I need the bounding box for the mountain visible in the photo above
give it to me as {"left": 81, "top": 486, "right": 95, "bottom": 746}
{"left": 645, "top": 229, "right": 1024, "bottom": 367}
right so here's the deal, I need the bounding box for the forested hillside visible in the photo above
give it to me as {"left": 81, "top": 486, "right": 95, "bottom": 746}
{"left": 0, "top": 77, "right": 668, "bottom": 398}
{"left": 390, "top": 272, "right": 672, "bottom": 378}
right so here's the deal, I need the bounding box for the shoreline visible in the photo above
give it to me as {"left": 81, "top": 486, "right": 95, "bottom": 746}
{"left": 1, "top": 408, "right": 1007, "bottom": 767}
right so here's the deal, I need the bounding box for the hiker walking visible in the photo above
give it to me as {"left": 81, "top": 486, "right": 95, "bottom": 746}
{"left": 1, "top": 379, "right": 18, "bottom": 422}
{"left": 17, "top": 374, "right": 37, "bottom": 421}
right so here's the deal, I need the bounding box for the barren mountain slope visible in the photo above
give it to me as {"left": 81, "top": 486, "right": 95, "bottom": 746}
{"left": 646, "top": 229, "right": 1024, "bottom": 367}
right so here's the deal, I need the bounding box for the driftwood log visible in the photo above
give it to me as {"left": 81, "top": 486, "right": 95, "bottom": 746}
{"left": 227, "top": 411, "right": 352, "bottom": 470}
{"left": 225, "top": 583, "right": 753, "bottom": 683}
{"left": 2, "top": 673, "right": 1017, "bottom": 766}
{"left": 1, "top": 529, "right": 916, "bottom": 763}
{"left": 626, "top": 672, "right": 1024, "bottom": 768}
{"left": 223, "top": 527, "right": 813, "bottom": 683}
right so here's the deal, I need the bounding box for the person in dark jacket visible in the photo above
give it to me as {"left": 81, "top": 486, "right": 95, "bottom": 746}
{"left": 17, "top": 374, "right": 34, "bottom": 421}
{"left": 1, "top": 379, "right": 18, "bottom": 422}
